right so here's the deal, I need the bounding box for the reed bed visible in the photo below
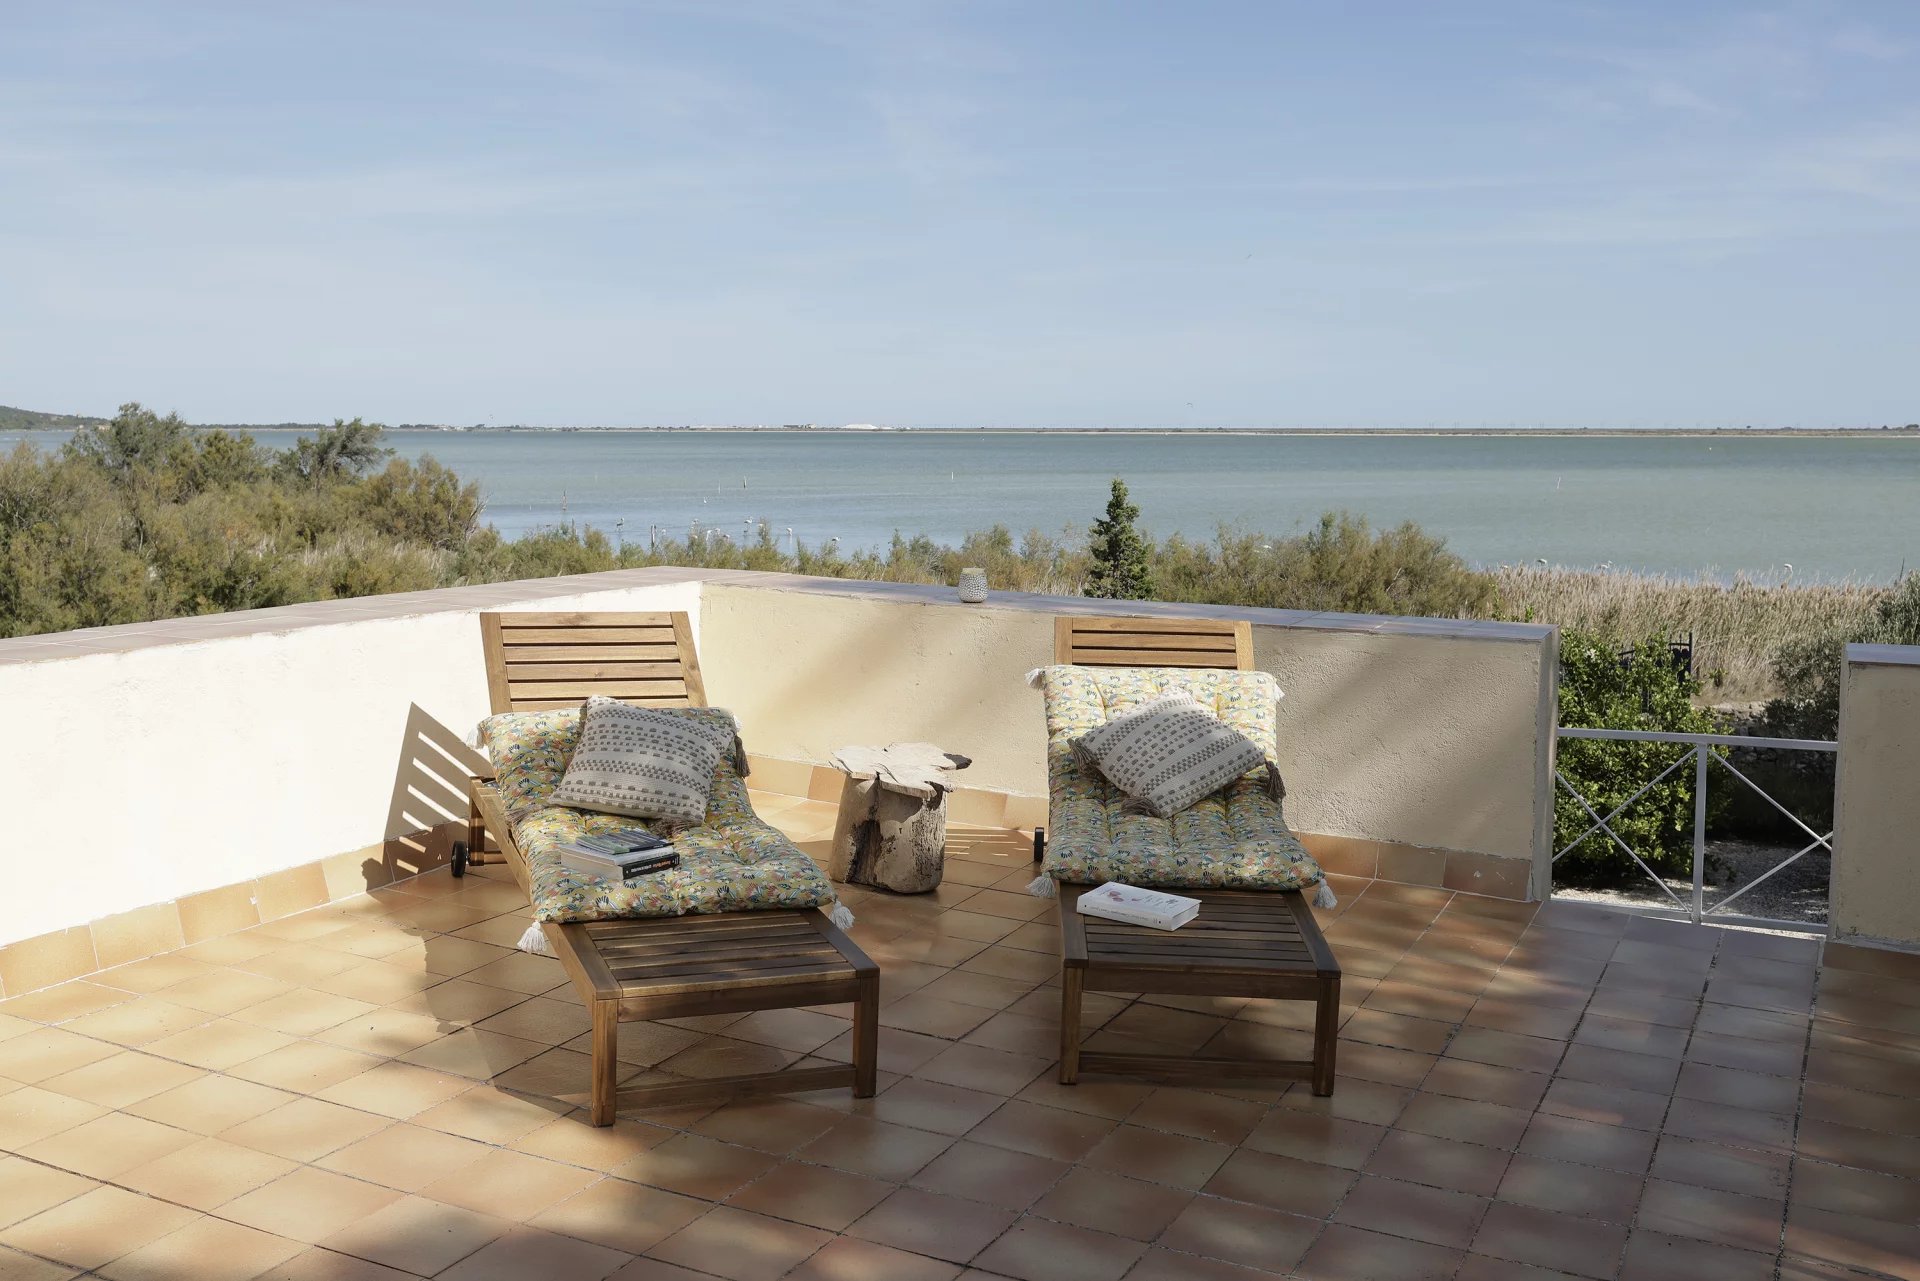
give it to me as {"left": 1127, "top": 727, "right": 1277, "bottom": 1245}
{"left": 1493, "top": 566, "right": 1883, "bottom": 702}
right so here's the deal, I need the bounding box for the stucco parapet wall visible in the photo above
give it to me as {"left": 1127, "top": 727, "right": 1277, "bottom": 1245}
{"left": 0, "top": 566, "right": 1555, "bottom": 666}
{"left": 697, "top": 571, "right": 1557, "bottom": 645}
{"left": 1847, "top": 642, "right": 1920, "bottom": 668}
{"left": 0, "top": 566, "right": 738, "bottom": 665}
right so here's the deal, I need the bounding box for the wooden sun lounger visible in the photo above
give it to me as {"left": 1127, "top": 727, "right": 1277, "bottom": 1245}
{"left": 1044, "top": 614, "right": 1340, "bottom": 1094}
{"left": 460, "top": 611, "right": 878, "bottom": 1124}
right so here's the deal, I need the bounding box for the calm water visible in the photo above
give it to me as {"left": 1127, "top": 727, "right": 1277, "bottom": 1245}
{"left": 7, "top": 429, "right": 1917, "bottom": 580}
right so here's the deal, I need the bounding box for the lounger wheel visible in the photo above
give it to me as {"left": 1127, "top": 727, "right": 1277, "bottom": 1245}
{"left": 1033, "top": 828, "right": 1046, "bottom": 864}
{"left": 450, "top": 840, "right": 469, "bottom": 878}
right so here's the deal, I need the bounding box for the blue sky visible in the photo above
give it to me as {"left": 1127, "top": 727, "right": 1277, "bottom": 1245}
{"left": 2, "top": 1, "right": 1916, "bottom": 427}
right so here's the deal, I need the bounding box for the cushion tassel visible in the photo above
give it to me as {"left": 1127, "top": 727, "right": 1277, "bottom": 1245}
{"left": 1026, "top": 874, "right": 1058, "bottom": 899}
{"left": 827, "top": 901, "right": 856, "bottom": 930}
{"left": 1313, "top": 880, "right": 1337, "bottom": 910}
{"left": 1265, "top": 760, "right": 1287, "bottom": 801}
{"left": 732, "top": 734, "right": 751, "bottom": 777}
{"left": 516, "top": 921, "right": 555, "bottom": 957}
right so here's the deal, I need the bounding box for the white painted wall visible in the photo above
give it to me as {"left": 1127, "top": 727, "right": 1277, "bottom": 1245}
{"left": 1832, "top": 644, "right": 1920, "bottom": 949}
{"left": 0, "top": 576, "right": 702, "bottom": 948}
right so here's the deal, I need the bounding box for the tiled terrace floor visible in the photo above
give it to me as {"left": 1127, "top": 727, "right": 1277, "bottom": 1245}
{"left": 2, "top": 796, "right": 1918, "bottom": 1281}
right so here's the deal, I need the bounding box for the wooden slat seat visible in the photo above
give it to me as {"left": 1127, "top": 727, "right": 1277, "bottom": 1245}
{"left": 1054, "top": 615, "right": 1252, "bottom": 670}
{"left": 465, "top": 610, "right": 878, "bottom": 1124}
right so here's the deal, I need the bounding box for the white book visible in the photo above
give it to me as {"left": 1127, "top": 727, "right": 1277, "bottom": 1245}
{"left": 1076, "top": 882, "right": 1201, "bottom": 931}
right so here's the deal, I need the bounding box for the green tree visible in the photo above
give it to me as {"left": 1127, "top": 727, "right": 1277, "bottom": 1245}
{"left": 276, "top": 419, "right": 393, "bottom": 484}
{"left": 1085, "top": 478, "right": 1154, "bottom": 600}
{"left": 1555, "top": 630, "right": 1727, "bottom": 886}
{"left": 64, "top": 402, "right": 193, "bottom": 478}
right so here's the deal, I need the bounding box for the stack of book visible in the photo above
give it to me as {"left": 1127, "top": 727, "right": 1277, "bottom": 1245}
{"left": 1075, "top": 882, "right": 1201, "bottom": 931}
{"left": 556, "top": 828, "right": 680, "bottom": 882}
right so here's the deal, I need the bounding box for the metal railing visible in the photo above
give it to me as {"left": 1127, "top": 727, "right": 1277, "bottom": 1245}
{"left": 1554, "top": 726, "right": 1837, "bottom": 932}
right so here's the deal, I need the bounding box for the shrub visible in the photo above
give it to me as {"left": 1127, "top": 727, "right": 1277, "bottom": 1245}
{"left": 1554, "top": 630, "right": 1727, "bottom": 888}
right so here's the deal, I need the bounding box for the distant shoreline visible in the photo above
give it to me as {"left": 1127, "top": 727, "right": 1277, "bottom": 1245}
{"left": 11, "top": 424, "right": 1919, "bottom": 439}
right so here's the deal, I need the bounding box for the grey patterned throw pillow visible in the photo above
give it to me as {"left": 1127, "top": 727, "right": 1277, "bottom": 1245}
{"left": 1073, "top": 691, "right": 1269, "bottom": 818}
{"left": 551, "top": 696, "right": 733, "bottom": 824}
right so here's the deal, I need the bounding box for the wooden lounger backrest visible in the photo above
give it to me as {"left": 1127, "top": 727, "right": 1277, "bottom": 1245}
{"left": 480, "top": 611, "right": 708, "bottom": 713}
{"left": 1054, "top": 615, "right": 1254, "bottom": 671}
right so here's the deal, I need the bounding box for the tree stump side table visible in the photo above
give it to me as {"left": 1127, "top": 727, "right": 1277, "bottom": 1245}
{"left": 827, "top": 743, "right": 972, "bottom": 893}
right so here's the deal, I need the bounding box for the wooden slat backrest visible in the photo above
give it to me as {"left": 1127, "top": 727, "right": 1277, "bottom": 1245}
{"left": 1054, "top": 615, "right": 1254, "bottom": 671}
{"left": 480, "top": 611, "right": 708, "bottom": 713}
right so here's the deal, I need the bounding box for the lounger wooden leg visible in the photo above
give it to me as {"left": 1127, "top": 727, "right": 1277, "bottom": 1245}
{"left": 852, "top": 970, "right": 879, "bottom": 1098}
{"left": 1311, "top": 975, "right": 1340, "bottom": 1097}
{"left": 590, "top": 999, "right": 619, "bottom": 1126}
{"left": 1059, "top": 967, "right": 1084, "bottom": 1085}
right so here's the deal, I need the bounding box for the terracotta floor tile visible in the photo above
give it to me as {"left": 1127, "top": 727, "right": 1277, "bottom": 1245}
{"left": 970, "top": 1216, "right": 1146, "bottom": 1281}
{"left": 1156, "top": 1195, "right": 1319, "bottom": 1273}
{"left": 1335, "top": 1172, "right": 1490, "bottom": 1249}
{"left": 220, "top": 1097, "right": 391, "bottom": 1162}
{"left": 1663, "top": 1096, "right": 1796, "bottom": 1153}
{"left": 1243, "top": 1110, "right": 1384, "bottom": 1171}
{"left": 1800, "top": 1079, "right": 1920, "bottom": 1138}
{"left": 143, "top": 1017, "right": 298, "bottom": 1071}
{"left": 62, "top": 997, "right": 210, "bottom": 1048}
{"left": 1517, "top": 1111, "right": 1657, "bottom": 1175}
{"left": 435, "top": 1225, "right": 633, "bottom": 1281}
{"left": 1782, "top": 1204, "right": 1920, "bottom": 1280}
{"left": 913, "top": 1041, "right": 1053, "bottom": 1096}
{"left": 1276, "top": 1077, "right": 1413, "bottom": 1128}
{"left": 19, "top": 1110, "right": 199, "bottom": 1180}
{"left": 0, "top": 1244, "right": 82, "bottom": 1281}
{"left": 1395, "top": 1092, "right": 1532, "bottom": 1149}
{"left": 1470, "top": 1201, "right": 1629, "bottom": 1280}
{"left": 1083, "top": 1122, "right": 1234, "bottom": 1190}
{"left": 95, "top": 1215, "right": 305, "bottom": 1281}
{"left": 1649, "top": 1134, "right": 1789, "bottom": 1200}
{"left": 505, "top": 1112, "right": 667, "bottom": 1169}
{"left": 413, "top": 1085, "right": 571, "bottom": 1144}
{"left": 1364, "top": 1128, "right": 1512, "bottom": 1197}
{"left": 227, "top": 1041, "right": 384, "bottom": 1093}
{"left": 0, "top": 1155, "right": 98, "bottom": 1230}
{"left": 1557, "top": 1043, "right": 1682, "bottom": 1093}
{"left": 725, "top": 1159, "right": 892, "bottom": 1231}
{"left": 881, "top": 993, "right": 996, "bottom": 1039}
{"left": 868, "top": 1077, "right": 1006, "bottom": 1136}
{"left": 1633, "top": 1178, "right": 1785, "bottom": 1254}
{"left": 1014, "top": 1075, "right": 1156, "bottom": 1120}
{"left": 220, "top": 1167, "right": 405, "bottom": 1244}
{"left": 1538, "top": 1078, "right": 1668, "bottom": 1131}
{"left": 0, "top": 1028, "right": 120, "bottom": 1083}
{"left": 156, "top": 968, "right": 295, "bottom": 1016}
{"left": 317, "top": 1059, "right": 472, "bottom": 1118}
{"left": 617, "top": 1132, "right": 778, "bottom": 1199}
{"left": 530, "top": 1178, "right": 708, "bottom": 1254}
{"left": 645, "top": 1205, "right": 833, "bottom": 1281}
{"left": 848, "top": 1186, "right": 1018, "bottom": 1263}
{"left": 1203, "top": 1148, "right": 1355, "bottom": 1219}
{"left": 0, "top": 981, "right": 135, "bottom": 1025}
{"left": 1687, "top": 1030, "right": 1806, "bottom": 1077}
{"left": 313, "top": 1006, "right": 448, "bottom": 1057}
{"left": 421, "top": 1147, "right": 600, "bottom": 1219}
{"left": 400, "top": 1027, "right": 550, "bottom": 1079}
{"left": 655, "top": 1035, "right": 801, "bottom": 1081}
{"left": 0, "top": 1185, "right": 199, "bottom": 1270}
{"left": 317, "top": 1120, "right": 492, "bottom": 1191}
{"left": 1445, "top": 1026, "right": 1567, "bottom": 1074}
{"left": 719, "top": 1007, "right": 850, "bottom": 1053}
{"left": 783, "top": 1236, "right": 962, "bottom": 1281}
{"left": 0, "top": 1087, "right": 101, "bottom": 1151}
{"left": 1496, "top": 1153, "right": 1642, "bottom": 1223}
{"left": 1790, "top": 1157, "right": 1920, "bottom": 1224}
{"left": 1614, "top": 1230, "right": 1776, "bottom": 1281}
{"left": 910, "top": 1138, "right": 1070, "bottom": 1211}
{"left": 119, "top": 1134, "right": 297, "bottom": 1210}
{"left": 320, "top": 1193, "right": 513, "bottom": 1275}
{"left": 1297, "top": 1223, "right": 1467, "bottom": 1281}
{"left": 965, "top": 1098, "right": 1118, "bottom": 1162}
{"left": 1125, "top": 1087, "right": 1268, "bottom": 1145}
{"left": 1031, "top": 1167, "right": 1194, "bottom": 1242}
{"left": 38, "top": 1048, "right": 204, "bottom": 1108}
{"left": 126, "top": 1072, "right": 295, "bottom": 1134}
{"left": 233, "top": 990, "right": 379, "bottom": 1038}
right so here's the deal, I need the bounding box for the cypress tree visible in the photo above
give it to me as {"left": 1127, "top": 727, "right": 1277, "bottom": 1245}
{"left": 1085, "top": 477, "right": 1155, "bottom": 600}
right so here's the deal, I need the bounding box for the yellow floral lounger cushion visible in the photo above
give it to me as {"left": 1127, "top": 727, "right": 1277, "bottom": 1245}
{"left": 1030, "top": 664, "right": 1329, "bottom": 900}
{"left": 478, "top": 706, "right": 842, "bottom": 924}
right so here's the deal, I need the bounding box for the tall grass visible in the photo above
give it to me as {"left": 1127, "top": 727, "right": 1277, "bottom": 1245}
{"left": 1494, "top": 567, "right": 1882, "bottom": 702}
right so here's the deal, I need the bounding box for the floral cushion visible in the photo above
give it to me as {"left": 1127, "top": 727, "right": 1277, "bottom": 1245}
{"left": 478, "top": 707, "right": 840, "bottom": 924}
{"left": 1030, "top": 664, "right": 1327, "bottom": 894}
